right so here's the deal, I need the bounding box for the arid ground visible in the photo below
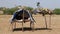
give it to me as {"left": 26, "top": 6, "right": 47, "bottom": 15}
{"left": 0, "top": 14, "right": 60, "bottom": 34}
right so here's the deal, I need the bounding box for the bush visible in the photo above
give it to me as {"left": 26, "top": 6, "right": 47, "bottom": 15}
{"left": 2, "top": 6, "right": 33, "bottom": 15}
{"left": 53, "top": 8, "right": 60, "bottom": 15}
{"left": 3, "top": 7, "right": 18, "bottom": 15}
{"left": 24, "top": 7, "right": 33, "bottom": 14}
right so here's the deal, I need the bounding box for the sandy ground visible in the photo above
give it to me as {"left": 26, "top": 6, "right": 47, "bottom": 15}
{"left": 0, "top": 14, "right": 60, "bottom": 34}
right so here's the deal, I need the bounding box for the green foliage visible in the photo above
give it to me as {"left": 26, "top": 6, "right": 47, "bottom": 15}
{"left": 0, "top": 6, "right": 33, "bottom": 15}
{"left": 3, "top": 7, "right": 18, "bottom": 15}
{"left": 25, "top": 7, "right": 33, "bottom": 11}
{"left": 53, "top": 8, "right": 60, "bottom": 15}
{"left": 25, "top": 7, "right": 33, "bottom": 14}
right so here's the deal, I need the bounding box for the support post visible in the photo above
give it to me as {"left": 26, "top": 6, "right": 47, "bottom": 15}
{"left": 49, "top": 15, "right": 51, "bottom": 28}
{"left": 44, "top": 16, "right": 47, "bottom": 29}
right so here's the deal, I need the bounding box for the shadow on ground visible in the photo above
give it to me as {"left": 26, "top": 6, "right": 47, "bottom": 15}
{"left": 13, "top": 27, "right": 52, "bottom": 31}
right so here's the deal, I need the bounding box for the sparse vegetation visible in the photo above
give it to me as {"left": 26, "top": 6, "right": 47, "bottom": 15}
{"left": 0, "top": 6, "right": 33, "bottom": 15}
{"left": 0, "top": 6, "right": 60, "bottom": 15}
{"left": 53, "top": 8, "right": 60, "bottom": 15}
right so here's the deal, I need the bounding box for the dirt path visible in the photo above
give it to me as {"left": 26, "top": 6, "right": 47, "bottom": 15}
{"left": 0, "top": 15, "right": 60, "bottom": 34}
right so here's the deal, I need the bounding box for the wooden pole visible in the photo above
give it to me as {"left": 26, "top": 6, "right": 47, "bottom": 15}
{"left": 14, "top": 22, "right": 16, "bottom": 29}
{"left": 22, "top": 10, "right": 24, "bottom": 31}
{"left": 10, "top": 23, "right": 13, "bottom": 31}
{"left": 32, "top": 21, "right": 34, "bottom": 31}
{"left": 30, "top": 21, "right": 34, "bottom": 31}
{"left": 44, "top": 15, "right": 47, "bottom": 29}
{"left": 49, "top": 15, "right": 51, "bottom": 28}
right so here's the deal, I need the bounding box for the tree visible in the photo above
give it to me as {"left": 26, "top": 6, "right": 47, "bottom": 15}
{"left": 3, "top": 7, "right": 18, "bottom": 15}
{"left": 1, "top": 6, "right": 34, "bottom": 15}
{"left": 53, "top": 8, "right": 60, "bottom": 15}
{"left": 24, "top": 6, "right": 33, "bottom": 14}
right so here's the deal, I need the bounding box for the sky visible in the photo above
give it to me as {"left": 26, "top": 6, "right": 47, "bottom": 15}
{"left": 0, "top": 0, "right": 60, "bottom": 9}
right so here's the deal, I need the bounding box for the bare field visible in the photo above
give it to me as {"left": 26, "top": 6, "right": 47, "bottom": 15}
{"left": 0, "top": 15, "right": 60, "bottom": 34}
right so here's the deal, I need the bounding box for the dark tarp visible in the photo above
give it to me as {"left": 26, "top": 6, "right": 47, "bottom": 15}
{"left": 12, "top": 9, "right": 30, "bottom": 20}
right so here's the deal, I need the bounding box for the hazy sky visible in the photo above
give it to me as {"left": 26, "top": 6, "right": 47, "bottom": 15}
{"left": 0, "top": 0, "right": 60, "bottom": 9}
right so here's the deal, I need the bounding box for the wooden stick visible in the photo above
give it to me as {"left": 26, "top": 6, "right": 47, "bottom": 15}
{"left": 49, "top": 15, "right": 51, "bottom": 28}
{"left": 10, "top": 23, "right": 13, "bottom": 31}
{"left": 22, "top": 10, "right": 24, "bottom": 31}
{"left": 14, "top": 22, "right": 16, "bottom": 29}
{"left": 44, "top": 15, "right": 47, "bottom": 29}
{"left": 30, "top": 21, "right": 34, "bottom": 31}
{"left": 31, "top": 18, "right": 34, "bottom": 31}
